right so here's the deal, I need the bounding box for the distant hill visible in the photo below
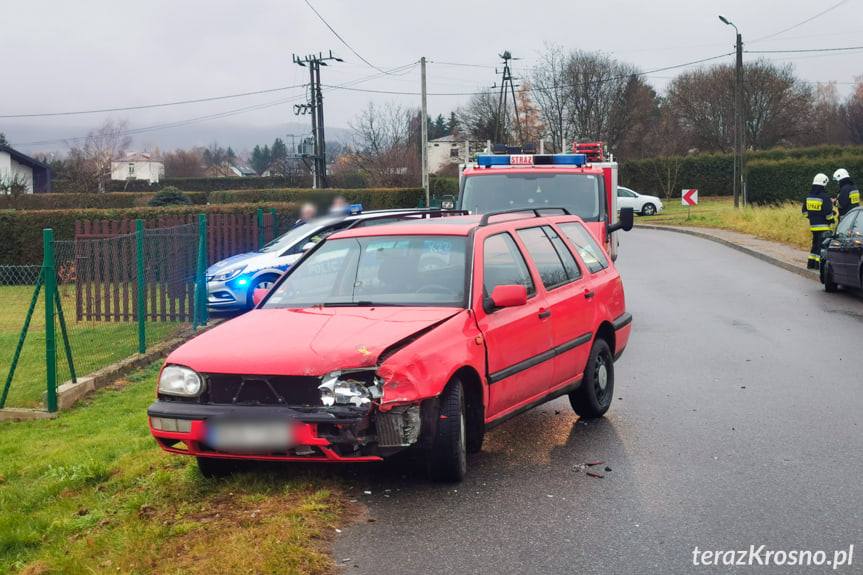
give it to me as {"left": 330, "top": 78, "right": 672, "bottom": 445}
{"left": 1, "top": 121, "right": 353, "bottom": 157}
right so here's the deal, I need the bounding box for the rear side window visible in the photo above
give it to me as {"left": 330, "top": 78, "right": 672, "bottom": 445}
{"left": 516, "top": 226, "right": 580, "bottom": 290}
{"left": 558, "top": 222, "right": 609, "bottom": 274}
{"left": 483, "top": 233, "right": 536, "bottom": 298}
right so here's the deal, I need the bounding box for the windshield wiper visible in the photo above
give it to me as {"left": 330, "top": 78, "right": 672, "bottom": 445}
{"left": 322, "top": 301, "right": 375, "bottom": 307}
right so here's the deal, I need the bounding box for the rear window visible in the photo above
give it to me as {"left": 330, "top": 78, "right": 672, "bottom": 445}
{"left": 558, "top": 222, "right": 609, "bottom": 274}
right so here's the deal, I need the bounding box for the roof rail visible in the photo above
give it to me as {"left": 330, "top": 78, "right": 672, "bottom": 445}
{"left": 345, "top": 209, "right": 468, "bottom": 229}
{"left": 478, "top": 207, "right": 572, "bottom": 227}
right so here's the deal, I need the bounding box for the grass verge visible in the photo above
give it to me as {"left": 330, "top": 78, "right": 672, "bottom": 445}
{"left": 1, "top": 285, "right": 182, "bottom": 408}
{"left": 637, "top": 196, "right": 812, "bottom": 250}
{"left": 0, "top": 361, "right": 347, "bottom": 574}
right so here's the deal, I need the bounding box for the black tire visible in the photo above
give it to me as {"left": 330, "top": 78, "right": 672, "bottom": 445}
{"left": 196, "top": 456, "right": 244, "bottom": 478}
{"left": 641, "top": 203, "right": 657, "bottom": 216}
{"left": 569, "top": 339, "right": 614, "bottom": 419}
{"left": 247, "top": 274, "right": 279, "bottom": 308}
{"left": 428, "top": 379, "right": 468, "bottom": 482}
{"left": 823, "top": 262, "right": 838, "bottom": 293}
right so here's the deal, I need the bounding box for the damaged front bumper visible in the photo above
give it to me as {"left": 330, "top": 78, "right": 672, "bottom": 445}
{"left": 147, "top": 399, "right": 435, "bottom": 462}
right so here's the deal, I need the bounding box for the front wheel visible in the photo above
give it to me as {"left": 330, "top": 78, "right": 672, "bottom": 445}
{"left": 247, "top": 274, "right": 279, "bottom": 308}
{"left": 569, "top": 339, "right": 614, "bottom": 418}
{"left": 641, "top": 203, "right": 657, "bottom": 216}
{"left": 822, "top": 262, "right": 838, "bottom": 293}
{"left": 427, "top": 379, "right": 467, "bottom": 482}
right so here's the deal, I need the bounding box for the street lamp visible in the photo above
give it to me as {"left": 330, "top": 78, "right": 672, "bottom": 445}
{"left": 719, "top": 15, "right": 744, "bottom": 208}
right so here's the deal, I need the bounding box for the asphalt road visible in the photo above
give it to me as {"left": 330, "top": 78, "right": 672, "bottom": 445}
{"left": 333, "top": 228, "right": 863, "bottom": 574}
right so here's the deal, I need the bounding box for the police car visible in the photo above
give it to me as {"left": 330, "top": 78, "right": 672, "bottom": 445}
{"left": 207, "top": 206, "right": 457, "bottom": 311}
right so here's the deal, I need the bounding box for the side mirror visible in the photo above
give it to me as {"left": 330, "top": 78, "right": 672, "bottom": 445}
{"left": 608, "top": 207, "right": 634, "bottom": 234}
{"left": 252, "top": 288, "right": 269, "bottom": 306}
{"left": 441, "top": 195, "right": 456, "bottom": 210}
{"left": 490, "top": 284, "right": 527, "bottom": 308}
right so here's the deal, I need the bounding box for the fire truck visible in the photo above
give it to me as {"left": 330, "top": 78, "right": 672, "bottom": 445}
{"left": 453, "top": 142, "right": 632, "bottom": 259}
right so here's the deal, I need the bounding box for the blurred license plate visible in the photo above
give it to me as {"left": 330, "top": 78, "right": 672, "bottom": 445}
{"left": 207, "top": 421, "right": 292, "bottom": 452}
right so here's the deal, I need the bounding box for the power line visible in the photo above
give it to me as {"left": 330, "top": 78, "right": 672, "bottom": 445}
{"left": 745, "top": 45, "right": 863, "bottom": 54}
{"left": 325, "top": 52, "right": 736, "bottom": 97}
{"left": 749, "top": 0, "right": 851, "bottom": 44}
{"left": 303, "top": 0, "right": 392, "bottom": 75}
{"left": 14, "top": 62, "right": 419, "bottom": 148}
{"left": 0, "top": 84, "right": 305, "bottom": 119}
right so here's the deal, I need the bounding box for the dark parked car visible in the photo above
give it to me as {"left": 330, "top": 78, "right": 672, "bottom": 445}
{"left": 820, "top": 206, "right": 863, "bottom": 293}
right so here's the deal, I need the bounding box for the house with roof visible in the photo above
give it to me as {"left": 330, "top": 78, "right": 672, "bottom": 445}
{"left": 111, "top": 152, "right": 165, "bottom": 184}
{"left": 0, "top": 145, "right": 52, "bottom": 194}
{"left": 427, "top": 135, "right": 485, "bottom": 174}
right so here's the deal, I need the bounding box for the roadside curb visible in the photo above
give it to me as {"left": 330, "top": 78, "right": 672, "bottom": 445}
{"left": 0, "top": 320, "right": 223, "bottom": 422}
{"left": 635, "top": 224, "right": 820, "bottom": 282}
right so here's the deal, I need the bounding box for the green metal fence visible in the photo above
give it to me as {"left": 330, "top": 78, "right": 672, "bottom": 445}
{"left": 1, "top": 218, "right": 208, "bottom": 412}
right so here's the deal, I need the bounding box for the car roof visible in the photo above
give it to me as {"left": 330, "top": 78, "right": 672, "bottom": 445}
{"left": 328, "top": 211, "right": 589, "bottom": 239}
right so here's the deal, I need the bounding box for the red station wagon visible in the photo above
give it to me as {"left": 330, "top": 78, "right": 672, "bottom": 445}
{"left": 148, "top": 209, "right": 632, "bottom": 481}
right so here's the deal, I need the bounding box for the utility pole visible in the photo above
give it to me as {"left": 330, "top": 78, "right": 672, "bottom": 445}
{"left": 293, "top": 51, "right": 342, "bottom": 188}
{"left": 420, "top": 56, "right": 429, "bottom": 207}
{"left": 720, "top": 16, "right": 744, "bottom": 208}
{"left": 494, "top": 50, "right": 523, "bottom": 145}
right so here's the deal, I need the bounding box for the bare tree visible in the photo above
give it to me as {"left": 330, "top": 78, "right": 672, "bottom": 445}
{"left": 529, "top": 44, "right": 570, "bottom": 152}
{"left": 799, "top": 82, "right": 849, "bottom": 146}
{"left": 666, "top": 60, "right": 813, "bottom": 152}
{"left": 456, "top": 90, "right": 500, "bottom": 143}
{"left": 66, "top": 118, "right": 132, "bottom": 193}
{"left": 845, "top": 76, "right": 863, "bottom": 145}
{"left": 163, "top": 148, "right": 205, "bottom": 177}
{"left": 203, "top": 142, "right": 232, "bottom": 177}
{"left": 349, "top": 102, "right": 420, "bottom": 187}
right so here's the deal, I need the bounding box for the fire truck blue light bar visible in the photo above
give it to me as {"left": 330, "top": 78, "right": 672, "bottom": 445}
{"left": 476, "top": 154, "right": 587, "bottom": 167}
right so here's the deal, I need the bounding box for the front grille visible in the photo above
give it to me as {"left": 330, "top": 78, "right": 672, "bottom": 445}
{"left": 205, "top": 374, "right": 322, "bottom": 406}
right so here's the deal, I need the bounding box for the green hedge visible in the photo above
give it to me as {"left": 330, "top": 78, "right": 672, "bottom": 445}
{"left": 430, "top": 177, "right": 458, "bottom": 197}
{"left": 51, "top": 176, "right": 316, "bottom": 194}
{"left": 619, "top": 154, "right": 734, "bottom": 199}
{"left": 747, "top": 156, "right": 863, "bottom": 204}
{"left": 208, "top": 188, "right": 426, "bottom": 211}
{"left": 619, "top": 145, "right": 863, "bottom": 204}
{"left": 0, "top": 191, "right": 208, "bottom": 211}
{"left": 0, "top": 202, "right": 298, "bottom": 266}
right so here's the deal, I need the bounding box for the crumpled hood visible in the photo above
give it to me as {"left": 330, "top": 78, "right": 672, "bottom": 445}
{"left": 167, "top": 306, "right": 462, "bottom": 376}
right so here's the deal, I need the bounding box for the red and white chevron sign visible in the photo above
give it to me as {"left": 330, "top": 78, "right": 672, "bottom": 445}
{"left": 682, "top": 189, "right": 698, "bottom": 206}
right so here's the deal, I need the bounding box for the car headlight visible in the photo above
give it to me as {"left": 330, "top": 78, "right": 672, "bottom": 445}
{"left": 158, "top": 365, "right": 204, "bottom": 397}
{"left": 211, "top": 266, "right": 245, "bottom": 282}
{"left": 318, "top": 371, "right": 381, "bottom": 407}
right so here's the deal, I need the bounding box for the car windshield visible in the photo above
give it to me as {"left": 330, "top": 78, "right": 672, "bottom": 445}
{"left": 263, "top": 235, "right": 468, "bottom": 308}
{"left": 461, "top": 172, "right": 604, "bottom": 222}
{"left": 258, "top": 218, "right": 342, "bottom": 254}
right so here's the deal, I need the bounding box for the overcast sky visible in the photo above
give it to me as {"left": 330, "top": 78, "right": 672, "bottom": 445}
{"left": 2, "top": 0, "right": 861, "bottom": 154}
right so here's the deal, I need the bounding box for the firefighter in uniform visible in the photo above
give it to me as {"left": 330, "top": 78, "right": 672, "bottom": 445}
{"left": 832, "top": 168, "right": 860, "bottom": 222}
{"left": 802, "top": 173, "right": 835, "bottom": 269}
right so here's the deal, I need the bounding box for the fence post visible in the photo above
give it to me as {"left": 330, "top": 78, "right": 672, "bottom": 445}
{"left": 257, "top": 208, "right": 264, "bottom": 249}
{"left": 44, "top": 229, "right": 57, "bottom": 413}
{"left": 136, "top": 220, "right": 146, "bottom": 354}
{"left": 194, "top": 214, "right": 208, "bottom": 330}
{"left": 270, "top": 207, "right": 277, "bottom": 239}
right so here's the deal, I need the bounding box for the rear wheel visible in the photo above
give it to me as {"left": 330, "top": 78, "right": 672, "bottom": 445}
{"left": 427, "top": 379, "right": 467, "bottom": 482}
{"left": 641, "top": 203, "right": 657, "bottom": 216}
{"left": 569, "top": 339, "right": 614, "bottom": 418}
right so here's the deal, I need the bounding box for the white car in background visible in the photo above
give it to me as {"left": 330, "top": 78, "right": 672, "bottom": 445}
{"left": 617, "top": 186, "right": 663, "bottom": 216}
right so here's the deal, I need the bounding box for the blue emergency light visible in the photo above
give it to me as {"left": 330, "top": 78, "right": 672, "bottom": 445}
{"left": 476, "top": 153, "right": 587, "bottom": 167}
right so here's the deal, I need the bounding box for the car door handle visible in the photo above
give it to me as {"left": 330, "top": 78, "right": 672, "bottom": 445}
{"left": 584, "top": 290, "right": 595, "bottom": 299}
{"left": 538, "top": 309, "right": 551, "bottom": 319}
